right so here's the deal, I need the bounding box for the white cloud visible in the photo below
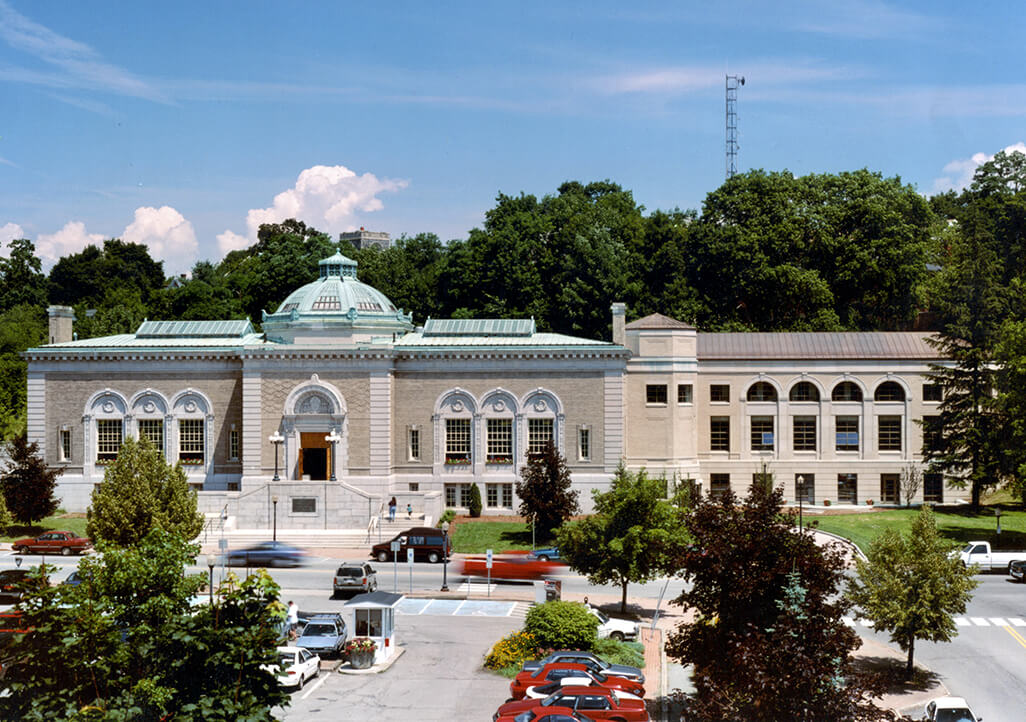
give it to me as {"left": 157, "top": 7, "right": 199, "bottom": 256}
{"left": 217, "top": 164, "right": 408, "bottom": 258}
{"left": 35, "top": 221, "right": 104, "bottom": 264}
{"left": 594, "top": 61, "right": 855, "bottom": 97}
{"left": 121, "top": 206, "right": 198, "bottom": 274}
{"left": 932, "top": 142, "right": 1026, "bottom": 194}
{"left": 0, "top": 222, "right": 24, "bottom": 258}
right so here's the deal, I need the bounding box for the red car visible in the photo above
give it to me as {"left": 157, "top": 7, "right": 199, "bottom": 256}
{"left": 510, "top": 663, "right": 646, "bottom": 701}
{"left": 495, "top": 708, "right": 595, "bottom": 722}
{"left": 12, "top": 531, "right": 92, "bottom": 556}
{"left": 494, "top": 685, "right": 650, "bottom": 722}
{"left": 459, "top": 553, "right": 561, "bottom": 581}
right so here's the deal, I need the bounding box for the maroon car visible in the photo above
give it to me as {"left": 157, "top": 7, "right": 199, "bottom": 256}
{"left": 12, "top": 531, "right": 91, "bottom": 556}
{"left": 494, "top": 685, "right": 650, "bottom": 722}
{"left": 510, "top": 663, "right": 646, "bottom": 701}
{"left": 495, "top": 708, "right": 594, "bottom": 722}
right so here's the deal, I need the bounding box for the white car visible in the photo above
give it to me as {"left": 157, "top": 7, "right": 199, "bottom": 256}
{"left": 924, "top": 696, "right": 981, "bottom": 722}
{"left": 263, "top": 645, "right": 321, "bottom": 690}
{"left": 586, "top": 605, "right": 639, "bottom": 642}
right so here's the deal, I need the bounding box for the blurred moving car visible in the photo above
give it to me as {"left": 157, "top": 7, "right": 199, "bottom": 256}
{"left": 923, "top": 696, "right": 981, "bottom": 722}
{"left": 262, "top": 646, "right": 320, "bottom": 690}
{"left": 371, "top": 527, "right": 451, "bottom": 563}
{"left": 295, "top": 614, "right": 347, "bottom": 658}
{"left": 225, "top": 541, "right": 307, "bottom": 568}
{"left": 11, "top": 531, "right": 92, "bottom": 556}
{"left": 510, "top": 663, "right": 646, "bottom": 701}
{"left": 586, "top": 605, "right": 639, "bottom": 642}
{"left": 493, "top": 685, "right": 650, "bottom": 721}
{"left": 459, "top": 553, "right": 561, "bottom": 581}
{"left": 1009, "top": 559, "right": 1026, "bottom": 582}
{"left": 527, "top": 547, "right": 563, "bottom": 563}
{"left": 332, "top": 562, "right": 378, "bottom": 597}
{"left": 522, "top": 651, "right": 645, "bottom": 685}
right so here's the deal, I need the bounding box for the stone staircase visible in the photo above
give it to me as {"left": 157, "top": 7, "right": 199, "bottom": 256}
{"left": 200, "top": 511, "right": 432, "bottom": 552}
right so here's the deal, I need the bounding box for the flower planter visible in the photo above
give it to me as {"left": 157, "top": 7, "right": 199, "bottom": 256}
{"left": 349, "top": 650, "right": 374, "bottom": 669}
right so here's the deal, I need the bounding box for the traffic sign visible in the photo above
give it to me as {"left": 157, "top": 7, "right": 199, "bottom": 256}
{"left": 486, "top": 548, "right": 493, "bottom": 569}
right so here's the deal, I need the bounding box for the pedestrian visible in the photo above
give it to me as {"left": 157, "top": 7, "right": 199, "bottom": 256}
{"left": 388, "top": 496, "right": 397, "bottom": 522}
{"left": 287, "top": 600, "right": 299, "bottom": 638}
{"left": 407, "top": 502, "right": 413, "bottom": 519}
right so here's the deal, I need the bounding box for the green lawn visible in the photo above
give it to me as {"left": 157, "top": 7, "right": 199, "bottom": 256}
{"left": 812, "top": 506, "right": 1026, "bottom": 553}
{"left": 0, "top": 514, "right": 89, "bottom": 543}
{"left": 451, "top": 520, "right": 556, "bottom": 554}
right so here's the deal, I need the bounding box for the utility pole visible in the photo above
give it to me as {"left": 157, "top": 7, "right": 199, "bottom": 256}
{"left": 726, "top": 74, "right": 745, "bottom": 179}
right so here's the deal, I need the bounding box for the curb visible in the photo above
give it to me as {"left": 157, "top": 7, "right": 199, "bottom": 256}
{"left": 337, "top": 645, "right": 406, "bottom": 674}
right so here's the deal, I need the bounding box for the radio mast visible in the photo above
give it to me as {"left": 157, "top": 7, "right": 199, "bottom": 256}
{"left": 725, "top": 74, "right": 745, "bottom": 179}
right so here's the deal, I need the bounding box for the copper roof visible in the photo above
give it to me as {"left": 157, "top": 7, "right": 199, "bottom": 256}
{"left": 697, "top": 332, "right": 940, "bottom": 360}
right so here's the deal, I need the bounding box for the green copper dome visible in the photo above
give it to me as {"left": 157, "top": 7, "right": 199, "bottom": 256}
{"left": 262, "top": 251, "right": 413, "bottom": 345}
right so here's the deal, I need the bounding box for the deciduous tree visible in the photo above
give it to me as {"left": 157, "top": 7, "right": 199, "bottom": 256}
{"left": 87, "top": 435, "right": 204, "bottom": 547}
{"left": 515, "top": 440, "right": 579, "bottom": 539}
{"left": 846, "top": 505, "right": 978, "bottom": 679}
{"left": 0, "top": 433, "right": 61, "bottom": 524}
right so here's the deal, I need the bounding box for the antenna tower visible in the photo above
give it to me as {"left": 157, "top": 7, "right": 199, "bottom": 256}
{"left": 725, "top": 74, "right": 745, "bottom": 179}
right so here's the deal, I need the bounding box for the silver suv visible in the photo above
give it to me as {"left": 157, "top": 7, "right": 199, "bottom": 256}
{"left": 332, "top": 562, "right": 378, "bottom": 597}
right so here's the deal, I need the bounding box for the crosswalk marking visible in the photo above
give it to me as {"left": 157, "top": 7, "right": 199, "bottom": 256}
{"left": 956, "top": 617, "right": 971, "bottom": 626}
{"left": 843, "top": 617, "right": 856, "bottom": 627}
{"left": 989, "top": 617, "right": 1008, "bottom": 626}
{"left": 970, "top": 617, "right": 990, "bottom": 626}
{"left": 847, "top": 615, "right": 1024, "bottom": 631}
{"left": 1010, "top": 618, "right": 1026, "bottom": 627}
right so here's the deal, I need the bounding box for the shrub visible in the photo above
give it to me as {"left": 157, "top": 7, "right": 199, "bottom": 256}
{"left": 438, "top": 509, "right": 456, "bottom": 526}
{"left": 592, "top": 637, "right": 645, "bottom": 668}
{"left": 468, "top": 483, "right": 483, "bottom": 518}
{"left": 484, "top": 630, "right": 536, "bottom": 671}
{"left": 524, "top": 601, "right": 599, "bottom": 651}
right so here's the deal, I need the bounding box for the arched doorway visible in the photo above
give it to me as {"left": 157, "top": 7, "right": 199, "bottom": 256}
{"left": 280, "top": 376, "right": 348, "bottom": 481}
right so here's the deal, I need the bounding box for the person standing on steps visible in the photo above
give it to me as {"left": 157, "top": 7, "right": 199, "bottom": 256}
{"left": 407, "top": 502, "right": 413, "bottom": 519}
{"left": 388, "top": 497, "right": 397, "bottom": 522}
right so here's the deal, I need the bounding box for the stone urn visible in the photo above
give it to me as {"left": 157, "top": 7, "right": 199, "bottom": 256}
{"left": 349, "top": 650, "right": 374, "bottom": 669}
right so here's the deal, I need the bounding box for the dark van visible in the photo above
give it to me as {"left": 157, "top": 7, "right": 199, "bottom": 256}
{"left": 371, "top": 527, "right": 452, "bottom": 563}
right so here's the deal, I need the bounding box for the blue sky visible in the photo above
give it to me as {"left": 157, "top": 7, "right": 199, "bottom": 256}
{"left": 1, "top": 1, "right": 1024, "bottom": 274}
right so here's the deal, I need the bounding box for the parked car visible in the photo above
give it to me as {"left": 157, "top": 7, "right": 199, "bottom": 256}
{"left": 332, "top": 562, "right": 378, "bottom": 597}
{"left": 524, "top": 677, "right": 644, "bottom": 701}
{"left": 495, "top": 707, "right": 595, "bottom": 722}
{"left": 493, "top": 685, "right": 650, "bottom": 722}
{"left": 510, "top": 663, "right": 645, "bottom": 701}
{"left": 295, "top": 614, "right": 347, "bottom": 658}
{"left": 958, "top": 541, "right": 1026, "bottom": 572}
{"left": 1008, "top": 558, "right": 1026, "bottom": 582}
{"left": 261, "top": 645, "right": 320, "bottom": 690}
{"left": 586, "top": 605, "right": 639, "bottom": 642}
{"left": 0, "top": 570, "right": 36, "bottom": 603}
{"left": 522, "top": 651, "right": 645, "bottom": 684}
{"left": 371, "top": 527, "right": 451, "bottom": 563}
{"left": 12, "top": 531, "right": 91, "bottom": 556}
{"left": 923, "top": 695, "right": 981, "bottom": 721}
{"left": 527, "top": 547, "right": 563, "bottom": 563}
{"left": 62, "top": 570, "right": 93, "bottom": 587}
{"left": 225, "top": 541, "right": 307, "bottom": 568}
{"left": 459, "top": 554, "right": 560, "bottom": 581}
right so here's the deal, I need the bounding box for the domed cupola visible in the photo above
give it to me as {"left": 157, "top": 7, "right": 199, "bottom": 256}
{"left": 261, "top": 251, "right": 413, "bottom": 345}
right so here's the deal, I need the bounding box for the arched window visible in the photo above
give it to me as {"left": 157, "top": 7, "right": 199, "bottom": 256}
{"left": 831, "top": 382, "right": 863, "bottom": 402}
{"left": 789, "top": 382, "right": 820, "bottom": 402}
{"left": 747, "top": 382, "right": 777, "bottom": 402}
{"left": 874, "top": 381, "right": 905, "bottom": 402}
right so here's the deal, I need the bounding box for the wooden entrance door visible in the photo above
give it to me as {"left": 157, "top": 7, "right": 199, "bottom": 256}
{"left": 299, "top": 432, "right": 331, "bottom": 480}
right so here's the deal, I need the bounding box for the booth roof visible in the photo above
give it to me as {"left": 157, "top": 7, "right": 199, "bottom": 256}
{"left": 344, "top": 591, "right": 405, "bottom": 608}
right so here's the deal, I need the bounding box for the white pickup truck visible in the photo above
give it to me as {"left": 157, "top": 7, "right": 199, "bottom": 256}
{"left": 959, "top": 541, "right": 1026, "bottom": 572}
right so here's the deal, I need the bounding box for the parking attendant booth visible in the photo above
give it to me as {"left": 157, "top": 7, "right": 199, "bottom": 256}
{"left": 344, "top": 591, "right": 404, "bottom": 664}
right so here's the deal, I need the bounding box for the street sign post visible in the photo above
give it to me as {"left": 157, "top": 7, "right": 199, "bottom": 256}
{"left": 391, "top": 540, "right": 401, "bottom": 592}
{"left": 408, "top": 548, "right": 415, "bottom": 592}
{"left": 486, "top": 549, "right": 493, "bottom": 598}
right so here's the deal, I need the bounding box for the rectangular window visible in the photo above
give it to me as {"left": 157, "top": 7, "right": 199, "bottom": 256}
{"left": 96, "top": 419, "right": 122, "bottom": 462}
{"left": 710, "top": 417, "right": 730, "bottom": 452}
{"left": 880, "top": 473, "right": 899, "bottom": 503}
{"left": 795, "top": 474, "right": 815, "bottom": 503}
{"left": 878, "top": 416, "right": 902, "bottom": 451}
{"left": 835, "top": 416, "right": 859, "bottom": 451}
{"left": 751, "top": 416, "right": 774, "bottom": 451}
{"left": 59, "top": 428, "right": 72, "bottom": 462}
{"left": 710, "top": 384, "right": 730, "bottom": 402}
{"left": 445, "top": 483, "right": 472, "bottom": 507}
{"left": 486, "top": 483, "right": 514, "bottom": 509}
{"left": 178, "top": 419, "right": 205, "bottom": 465}
{"left": 677, "top": 384, "right": 693, "bottom": 404}
{"left": 528, "top": 418, "right": 554, "bottom": 455}
{"left": 922, "top": 415, "right": 941, "bottom": 453}
{"left": 793, "top": 416, "right": 817, "bottom": 452}
{"left": 445, "top": 418, "right": 471, "bottom": 464}
{"left": 578, "top": 427, "right": 591, "bottom": 462}
{"left": 924, "top": 472, "right": 943, "bottom": 502}
{"left": 646, "top": 384, "right": 667, "bottom": 405}
{"left": 709, "top": 473, "right": 730, "bottom": 500}
{"left": 292, "top": 497, "right": 317, "bottom": 514}
{"left": 229, "top": 429, "right": 240, "bottom": 461}
{"left": 408, "top": 427, "right": 421, "bottom": 462}
{"left": 408, "top": 482, "right": 419, "bottom": 492}
{"left": 837, "top": 473, "right": 857, "bottom": 504}
{"left": 138, "top": 419, "right": 164, "bottom": 454}
{"left": 445, "top": 484, "right": 457, "bottom": 507}
{"left": 923, "top": 383, "right": 943, "bottom": 402}
{"left": 486, "top": 418, "right": 513, "bottom": 464}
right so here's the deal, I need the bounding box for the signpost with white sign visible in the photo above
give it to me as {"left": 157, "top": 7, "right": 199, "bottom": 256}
{"left": 391, "top": 540, "right": 401, "bottom": 592}
{"left": 408, "top": 548, "right": 415, "bottom": 592}
{"left": 486, "top": 549, "right": 493, "bottom": 597}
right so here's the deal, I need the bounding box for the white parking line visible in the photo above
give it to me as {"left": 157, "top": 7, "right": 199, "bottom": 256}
{"left": 970, "top": 617, "right": 990, "bottom": 626}
{"left": 300, "top": 670, "right": 330, "bottom": 700}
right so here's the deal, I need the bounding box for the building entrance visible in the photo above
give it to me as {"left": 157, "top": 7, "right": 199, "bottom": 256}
{"left": 299, "top": 432, "right": 330, "bottom": 480}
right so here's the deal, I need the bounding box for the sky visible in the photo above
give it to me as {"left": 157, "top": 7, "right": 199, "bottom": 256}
{"left": 1, "top": 1, "right": 1025, "bottom": 274}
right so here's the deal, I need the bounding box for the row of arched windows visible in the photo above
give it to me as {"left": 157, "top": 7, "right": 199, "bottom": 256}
{"left": 747, "top": 380, "right": 909, "bottom": 404}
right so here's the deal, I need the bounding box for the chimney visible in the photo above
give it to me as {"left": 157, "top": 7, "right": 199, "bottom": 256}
{"left": 611, "top": 302, "right": 626, "bottom": 346}
{"left": 48, "top": 305, "right": 75, "bottom": 345}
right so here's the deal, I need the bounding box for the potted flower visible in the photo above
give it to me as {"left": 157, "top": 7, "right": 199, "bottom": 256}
{"left": 823, "top": 499, "right": 831, "bottom": 507}
{"left": 345, "top": 637, "right": 378, "bottom": 669}
{"left": 866, "top": 498, "right": 874, "bottom": 506}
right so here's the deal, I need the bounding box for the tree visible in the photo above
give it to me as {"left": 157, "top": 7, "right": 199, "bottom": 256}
{"left": 0, "top": 530, "right": 288, "bottom": 720}
{"left": 557, "top": 464, "right": 685, "bottom": 613}
{"left": 665, "top": 484, "right": 888, "bottom": 721}
{"left": 0, "top": 238, "right": 47, "bottom": 313}
{"left": 900, "top": 462, "right": 923, "bottom": 507}
{"left": 515, "top": 440, "right": 579, "bottom": 539}
{"left": 846, "top": 505, "right": 978, "bottom": 679}
{"left": 468, "top": 482, "right": 483, "bottom": 518}
{"left": 87, "top": 435, "right": 204, "bottom": 547}
{"left": 0, "top": 433, "right": 61, "bottom": 524}
{"left": 48, "top": 238, "right": 165, "bottom": 309}
{"left": 0, "top": 304, "right": 46, "bottom": 440}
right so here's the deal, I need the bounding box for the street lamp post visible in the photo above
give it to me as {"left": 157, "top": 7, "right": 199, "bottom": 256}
{"left": 440, "top": 521, "right": 450, "bottom": 592}
{"left": 797, "top": 475, "right": 804, "bottom": 529}
{"left": 325, "top": 430, "right": 341, "bottom": 482}
{"left": 996, "top": 508, "right": 1003, "bottom": 535}
{"left": 206, "top": 553, "right": 217, "bottom": 606}
{"left": 269, "top": 431, "right": 284, "bottom": 481}
{"left": 272, "top": 495, "right": 279, "bottom": 542}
